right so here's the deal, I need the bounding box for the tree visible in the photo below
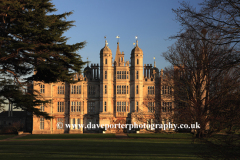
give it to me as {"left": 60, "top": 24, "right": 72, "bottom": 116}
{"left": 131, "top": 101, "right": 162, "bottom": 132}
{"left": 172, "top": 0, "right": 240, "bottom": 46}
{"left": 164, "top": 1, "right": 240, "bottom": 158}
{"left": 163, "top": 29, "right": 240, "bottom": 137}
{"left": 0, "top": 0, "right": 86, "bottom": 118}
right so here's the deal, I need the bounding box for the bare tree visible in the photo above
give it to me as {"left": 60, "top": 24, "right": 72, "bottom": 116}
{"left": 172, "top": 0, "right": 240, "bottom": 46}
{"left": 163, "top": 29, "right": 240, "bottom": 138}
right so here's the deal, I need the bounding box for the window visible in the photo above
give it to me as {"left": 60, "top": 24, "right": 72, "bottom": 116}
{"left": 116, "top": 102, "right": 127, "bottom": 112}
{"left": 71, "top": 85, "right": 81, "bottom": 94}
{"left": 40, "top": 118, "right": 44, "bottom": 129}
{"left": 122, "top": 85, "right": 126, "bottom": 94}
{"left": 168, "top": 102, "right": 172, "bottom": 112}
{"left": 58, "top": 102, "right": 64, "bottom": 112}
{"left": 104, "top": 101, "right": 107, "bottom": 112}
{"left": 122, "top": 71, "right": 126, "bottom": 79}
{"left": 105, "top": 59, "right": 107, "bottom": 64}
{"left": 137, "top": 59, "right": 139, "bottom": 64}
{"left": 162, "top": 102, "right": 167, "bottom": 112}
{"left": 77, "top": 119, "right": 81, "bottom": 129}
{"left": 117, "top": 85, "right": 121, "bottom": 94}
{"left": 71, "top": 102, "right": 75, "bottom": 112}
{"left": 71, "top": 85, "right": 75, "bottom": 94}
{"left": 40, "top": 104, "right": 44, "bottom": 112}
{"left": 72, "top": 118, "right": 75, "bottom": 129}
{"left": 127, "top": 102, "right": 129, "bottom": 112}
{"left": 117, "top": 102, "right": 121, "bottom": 112}
{"left": 77, "top": 85, "right": 81, "bottom": 94}
{"left": 162, "top": 102, "right": 172, "bottom": 112}
{"left": 58, "top": 86, "right": 64, "bottom": 94}
{"left": 117, "top": 71, "right": 128, "bottom": 79}
{"left": 76, "top": 102, "right": 81, "bottom": 112}
{"left": 117, "top": 71, "right": 121, "bottom": 79}
{"left": 40, "top": 84, "right": 45, "bottom": 93}
{"left": 148, "top": 102, "right": 154, "bottom": 112}
{"left": 162, "top": 86, "right": 171, "bottom": 95}
{"left": 148, "top": 86, "right": 154, "bottom": 95}
{"left": 57, "top": 118, "right": 64, "bottom": 129}
{"left": 116, "top": 85, "right": 127, "bottom": 94}
{"left": 88, "top": 102, "right": 95, "bottom": 113}
{"left": 136, "top": 101, "right": 138, "bottom": 112}
{"left": 88, "top": 86, "right": 95, "bottom": 95}
{"left": 105, "top": 71, "right": 107, "bottom": 79}
{"left": 122, "top": 102, "right": 126, "bottom": 112}
{"left": 136, "top": 71, "right": 138, "bottom": 79}
{"left": 105, "top": 85, "right": 107, "bottom": 94}
{"left": 136, "top": 85, "right": 138, "bottom": 94}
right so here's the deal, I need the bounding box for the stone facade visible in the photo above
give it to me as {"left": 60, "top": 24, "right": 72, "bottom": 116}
{"left": 32, "top": 39, "right": 174, "bottom": 134}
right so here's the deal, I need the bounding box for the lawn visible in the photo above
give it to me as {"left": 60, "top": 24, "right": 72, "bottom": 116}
{"left": 0, "top": 134, "right": 16, "bottom": 140}
{"left": 0, "top": 134, "right": 211, "bottom": 160}
{"left": 128, "top": 133, "right": 193, "bottom": 139}
{"left": 16, "top": 133, "right": 116, "bottom": 139}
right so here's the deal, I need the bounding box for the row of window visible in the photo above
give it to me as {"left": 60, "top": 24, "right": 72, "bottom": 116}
{"left": 71, "top": 85, "right": 81, "bottom": 94}
{"left": 88, "top": 86, "right": 95, "bottom": 95}
{"left": 58, "top": 102, "right": 64, "bottom": 112}
{"left": 162, "top": 102, "right": 172, "bottom": 112}
{"left": 162, "top": 86, "right": 171, "bottom": 95}
{"left": 116, "top": 71, "right": 128, "bottom": 79}
{"left": 40, "top": 85, "right": 82, "bottom": 95}
{"left": 116, "top": 85, "right": 128, "bottom": 94}
{"left": 71, "top": 102, "right": 81, "bottom": 112}
{"left": 41, "top": 101, "right": 172, "bottom": 113}
{"left": 40, "top": 84, "right": 171, "bottom": 96}
{"left": 116, "top": 101, "right": 129, "bottom": 112}
{"left": 58, "top": 86, "right": 64, "bottom": 94}
{"left": 88, "top": 102, "right": 95, "bottom": 113}
{"left": 148, "top": 86, "right": 154, "bottom": 95}
{"left": 148, "top": 102, "right": 155, "bottom": 112}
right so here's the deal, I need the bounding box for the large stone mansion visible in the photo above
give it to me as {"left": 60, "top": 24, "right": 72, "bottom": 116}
{"left": 32, "top": 39, "right": 174, "bottom": 134}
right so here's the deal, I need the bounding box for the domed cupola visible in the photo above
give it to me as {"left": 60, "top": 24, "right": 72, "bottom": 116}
{"left": 131, "top": 39, "right": 143, "bottom": 58}
{"left": 130, "top": 38, "right": 143, "bottom": 67}
{"left": 100, "top": 40, "right": 112, "bottom": 56}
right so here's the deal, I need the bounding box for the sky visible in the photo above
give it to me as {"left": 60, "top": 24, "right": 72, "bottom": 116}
{"left": 2, "top": 0, "right": 204, "bottom": 112}
{"left": 51, "top": 0, "right": 203, "bottom": 70}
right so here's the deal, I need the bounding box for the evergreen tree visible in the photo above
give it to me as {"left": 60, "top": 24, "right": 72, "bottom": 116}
{"left": 0, "top": 0, "right": 86, "bottom": 118}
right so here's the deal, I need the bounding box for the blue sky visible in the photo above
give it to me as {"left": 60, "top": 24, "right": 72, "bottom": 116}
{"left": 51, "top": 0, "right": 203, "bottom": 70}
{"left": 2, "top": 0, "right": 204, "bottom": 112}
{"left": 2, "top": 0, "right": 203, "bottom": 112}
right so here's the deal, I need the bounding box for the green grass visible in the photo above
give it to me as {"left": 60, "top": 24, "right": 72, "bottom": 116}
{"left": 16, "top": 133, "right": 116, "bottom": 139}
{"left": 0, "top": 134, "right": 16, "bottom": 140}
{"left": 0, "top": 138, "right": 208, "bottom": 160}
{"left": 128, "top": 133, "right": 193, "bottom": 138}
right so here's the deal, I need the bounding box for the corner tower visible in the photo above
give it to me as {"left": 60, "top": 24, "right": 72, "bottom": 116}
{"left": 99, "top": 40, "right": 114, "bottom": 126}
{"left": 130, "top": 39, "right": 143, "bottom": 113}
